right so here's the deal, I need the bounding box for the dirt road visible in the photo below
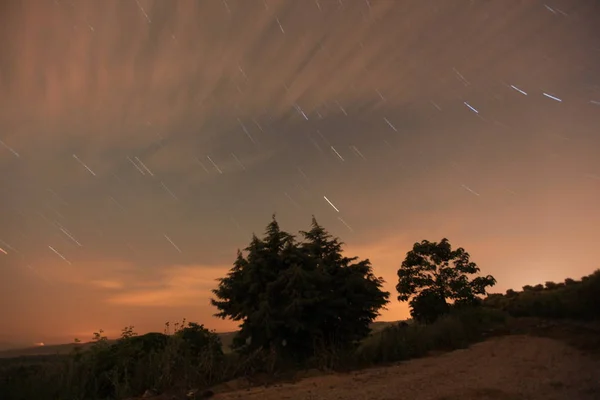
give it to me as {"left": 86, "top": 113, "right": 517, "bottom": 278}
{"left": 214, "top": 335, "right": 600, "bottom": 400}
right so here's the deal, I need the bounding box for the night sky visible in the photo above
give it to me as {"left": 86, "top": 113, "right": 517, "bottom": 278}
{"left": 1, "top": 0, "right": 599, "bottom": 347}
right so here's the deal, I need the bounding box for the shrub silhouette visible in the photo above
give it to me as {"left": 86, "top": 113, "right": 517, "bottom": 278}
{"left": 175, "top": 322, "right": 223, "bottom": 361}
{"left": 59, "top": 322, "right": 225, "bottom": 399}
{"left": 484, "top": 269, "right": 600, "bottom": 320}
{"left": 355, "top": 307, "right": 507, "bottom": 365}
{"left": 545, "top": 281, "right": 559, "bottom": 290}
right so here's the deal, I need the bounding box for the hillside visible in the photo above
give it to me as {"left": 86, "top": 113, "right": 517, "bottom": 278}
{"left": 0, "top": 323, "right": 399, "bottom": 359}
{"left": 0, "top": 340, "right": 113, "bottom": 359}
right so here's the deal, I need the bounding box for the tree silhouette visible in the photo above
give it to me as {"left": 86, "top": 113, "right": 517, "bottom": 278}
{"left": 396, "top": 238, "right": 496, "bottom": 323}
{"left": 212, "top": 216, "right": 296, "bottom": 353}
{"left": 298, "top": 218, "right": 390, "bottom": 351}
{"left": 211, "top": 215, "right": 389, "bottom": 359}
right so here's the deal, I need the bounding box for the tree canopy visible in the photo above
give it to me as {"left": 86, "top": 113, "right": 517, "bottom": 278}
{"left": 396, "top": 238, "right": 496, "bottom": 323}
{"left": 211, "top": 215, "right": 390, "bottom": 359}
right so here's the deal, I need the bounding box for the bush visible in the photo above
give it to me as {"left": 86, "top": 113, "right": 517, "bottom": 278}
{"left": 355, "top": 307, "right": 508, "bottom": 366}
{"left": 484, "top": 270, "right": 600, "bottom": 321}
{"left": 0, "top": 322, "right": 227, "bottom": 400}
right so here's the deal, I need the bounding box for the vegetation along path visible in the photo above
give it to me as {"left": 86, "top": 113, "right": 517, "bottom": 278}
{"left": 211, "top": 335, "right": 600, "bottom": 400}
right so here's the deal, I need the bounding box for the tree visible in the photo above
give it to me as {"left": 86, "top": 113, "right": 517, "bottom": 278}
{"left": 212, "top": 216, "right": 298, "bottom": 354}
{"left": 211, "top": 216, "right": 389, "bottom": 359}
{"left": 298, "top": 218, "right": 390, "bottom": 352}
{"left": 396, "top": 238, "right": 496, "bottom": 323}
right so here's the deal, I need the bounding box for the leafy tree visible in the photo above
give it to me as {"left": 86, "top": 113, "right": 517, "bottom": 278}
{"left": 396, "top": 238, "right": 496, "bottom": 323}
{"left": 211, "top": 216, "right": 389, "bottom": 359}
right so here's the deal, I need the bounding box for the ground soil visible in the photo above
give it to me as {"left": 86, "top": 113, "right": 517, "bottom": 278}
{"left": 211, "top": 334, "right": 600, "bottom": 400}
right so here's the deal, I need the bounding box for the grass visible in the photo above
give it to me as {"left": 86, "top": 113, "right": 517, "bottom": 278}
{"left": 355, "top": 306, "right": 508, "bottom": 365}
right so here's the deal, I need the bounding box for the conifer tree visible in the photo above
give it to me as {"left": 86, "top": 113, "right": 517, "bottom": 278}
{"left": 212, "top": 215, "right": 390, "bottom": 359}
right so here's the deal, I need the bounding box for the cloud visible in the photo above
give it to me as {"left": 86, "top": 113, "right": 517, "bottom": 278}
{"left": 104, "top": 264, "right": 227, "bottom": 307}
{"left": 90, "top": 280, "right": 125, "bottom": 290}
{"left": 41, "top": 259, "right": 137, "bottom": 285}
{"left": 4, "top": 0, "right": 590, "bottom": 157}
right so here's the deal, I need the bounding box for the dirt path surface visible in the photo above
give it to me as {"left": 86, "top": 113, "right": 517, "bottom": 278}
{"left": 214, "top": 335, "right": 600, "bottom": 400}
